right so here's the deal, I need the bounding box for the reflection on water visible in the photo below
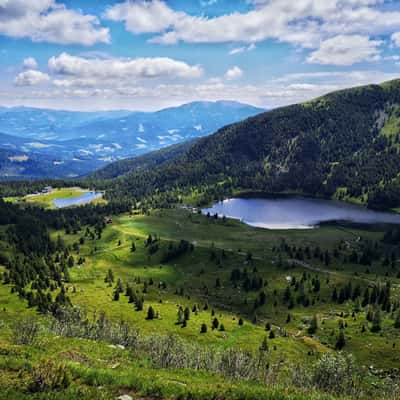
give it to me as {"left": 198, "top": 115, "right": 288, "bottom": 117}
{"left": 53, "top": 191, "right": 103, "bottom": 208}
{"left": 202, "top": 197, "right": 400, "bottom": 230}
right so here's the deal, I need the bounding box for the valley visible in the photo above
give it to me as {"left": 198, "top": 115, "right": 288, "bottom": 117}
{"left": 1, "top": 80, "right": 400, "bottom": 399}
{"left": 3, "top": 1, "right": 400, "bottom": 397}
{"left": 0, "top": 198, "right": 400, "bottom": 399}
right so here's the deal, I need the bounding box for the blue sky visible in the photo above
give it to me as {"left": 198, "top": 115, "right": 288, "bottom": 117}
{"left": 1, "top": 0, "right": 400, "bottom": 111}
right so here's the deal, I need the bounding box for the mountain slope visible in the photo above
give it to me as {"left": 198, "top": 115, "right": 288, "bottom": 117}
{"left": 70, "top": 101, "right": 265, "bottom": 146}
{"left": 99, "top": 79, "right": 400, "bottom": 209}
{"left": 0, "top": 101, "right": 264, "bottom": 179}
{"left": 91, "top": 139, "right": 196, "bottom": 180}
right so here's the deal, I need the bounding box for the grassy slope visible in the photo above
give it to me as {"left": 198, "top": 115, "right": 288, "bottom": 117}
{"left": 1, "top": 209, "right": 399, "bottom": 398}
{"left": 52, "top": 210, "right": 399, "bottom": 366}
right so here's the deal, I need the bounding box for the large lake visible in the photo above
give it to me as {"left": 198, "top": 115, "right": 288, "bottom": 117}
{"left": 53, "top": 191, "right": 103, "bottom": 208}
{"left": 202, "top": 197, "right": 400, "bottom": 229}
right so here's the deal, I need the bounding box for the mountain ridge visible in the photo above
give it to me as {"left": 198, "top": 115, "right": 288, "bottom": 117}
{"left": 97, "top": 79, "right": 400, "bottom": 210}
{"left": 0, "top": 101, "right": 264, "bottom": 179}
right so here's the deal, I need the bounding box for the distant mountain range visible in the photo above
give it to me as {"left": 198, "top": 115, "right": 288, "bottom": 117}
{"left": 0, "top": 101, "right": 264, "bottom": 179}
{"left": 95, "top": 79, "right": 400, "bottom": 210}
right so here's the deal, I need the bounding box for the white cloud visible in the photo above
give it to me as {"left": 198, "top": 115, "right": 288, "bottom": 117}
{"left": 48, "top": 53, "right": 203, "bottom": 80}
{"left": 6, "top": 69, "right": 400, "bottom": 111}
{"left": 307, "top": 35, "right": 382, "bottom": 66}
{"left": 229, "top": 43, "right": 256, "bottom": 55}
{"left": 225, "top": 66, "right": 243, "bottom": 80}
{"left": 104, "top": 0, "right": 320, "bottom": 47}
{"left": 104, "top": 0, "right": 400, "bottom": 65}
{"left": 22, "top": 57, "right": 38, "bottom": 70}
{"left": 0, "top": 0, "right": 109, "bottom": 45}
{"left": 52, "top": 78, "right": 97, "bottom": 88}
{"left": 104, "top": 0, "right": 400, "bottom": 46}
{"left": 104, "top": 0, "right": 181, "bottom": 34}
{"left": 392, "top": 32, "right": 400, "bottom": 47}
{"left": 14, "top": 70, "right": 50, "bottom": 86}
{"left": 200, "top": 0, "right": 218, "bottom": 6}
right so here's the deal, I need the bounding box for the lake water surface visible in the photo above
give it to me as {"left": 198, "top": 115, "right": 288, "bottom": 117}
{"left": 202, "top": 197, "right": 400, "bottom": 229}
{"left": 53, "top": 191, "right": 103, "bottom": 208}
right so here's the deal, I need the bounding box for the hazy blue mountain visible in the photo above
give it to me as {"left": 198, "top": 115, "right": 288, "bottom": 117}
{"left": 0, "top": 101, "right": 264, "bottom": 179}
{"left": 0, "top": 107, "right": 131, "bottom": 140}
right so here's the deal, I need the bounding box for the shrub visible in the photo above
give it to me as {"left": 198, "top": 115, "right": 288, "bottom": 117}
{"left": 28, "top": 360, "right": 70, "bottom": 393}
{"left": 311, "top": 353, "right": 358, "bottom": 396}
{"left": 13, "top": 317, "right": 39, "bottom": 345}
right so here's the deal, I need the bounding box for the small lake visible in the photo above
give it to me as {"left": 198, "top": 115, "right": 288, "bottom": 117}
{"left": 202, "top": 197, "right": 400, "bottom": 230}
{"left": 53, "top": 191, "right": 103, "bottom": 208}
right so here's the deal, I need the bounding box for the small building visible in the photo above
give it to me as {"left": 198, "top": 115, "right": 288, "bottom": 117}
{"left": 42, "top": 186, "right": 53, "bottom": 194}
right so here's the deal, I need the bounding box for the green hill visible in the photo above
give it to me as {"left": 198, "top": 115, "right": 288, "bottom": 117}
{"left": 98, "top": 79, "right": 400, "bottom": 209}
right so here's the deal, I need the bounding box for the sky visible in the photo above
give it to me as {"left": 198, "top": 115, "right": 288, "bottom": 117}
{"left": 1, "top": 0, "right": 400, "bottom": 111}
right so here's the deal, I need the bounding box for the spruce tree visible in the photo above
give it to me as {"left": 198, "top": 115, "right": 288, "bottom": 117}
{"left": 184, "top": 307, "right": 190, "bottom": 321}
{"left": 146, "top": 306, "right": 155, "bottom": 320}
{"left": 371, "top": 309, "right": 382, "bottom": 332}
{"left": 308, "top": 315, "right": 318, "bottom": 334}
{"left": 335, "top": 330, "right": 345, "bottom": 350}
{"left": 394, "top": 310, "right": 400, "bottom": 329}
{"left": 176, "top": 307, "right": 184, "bottom": 325}
{"left": 212, "top": 317, "right": 219, "bottom": 330}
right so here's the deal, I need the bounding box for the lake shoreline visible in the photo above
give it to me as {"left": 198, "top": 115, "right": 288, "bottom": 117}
{"left": 202, "top": 197, "right": 400, "bottom": 230}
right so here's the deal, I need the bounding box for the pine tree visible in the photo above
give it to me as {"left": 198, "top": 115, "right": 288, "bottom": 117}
{"left": 176, "top": 307, "right": 184, "bottom": 325}
{"left": 335, "top": 330, "right": 345, "bottom": 350}
{"left": 135, "top": 298, "right": 143, "bottom": 311}
{"left": 115, "top": 279, "right": 124, "bottom": 293}
{"left": 146, "top": 306, "right": 155, "bottom": 320}
{"left": 332, "top": 287, "right": 338, "bottom": 302}
{"left": 308, "top": 315, "right": 318, "bottom": 334}
{"left": 183, "top": 307, "right": 190, "bottom": 321}
{"left": 371, "top": 309, "right": 381, "bottom": 332}
{"left": 212, "top": 317, "right": 219, "bottom": 330}
{"left": 269, "top": 330, "right": 275, "bottom": 339}
{"left": 104, "top": 269, "right": 114, "bottom": 284}
{"left": 394, "top": 310, "right": 400, "bottom": 329}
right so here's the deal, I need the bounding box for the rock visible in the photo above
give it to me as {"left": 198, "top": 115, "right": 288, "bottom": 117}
{"left": 118, "top": 395, "right": 133, "bottom": 400}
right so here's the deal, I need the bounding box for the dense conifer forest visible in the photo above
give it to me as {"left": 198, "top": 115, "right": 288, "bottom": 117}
{"left": 85, "top": 80, "right": 400, "bottom": 210}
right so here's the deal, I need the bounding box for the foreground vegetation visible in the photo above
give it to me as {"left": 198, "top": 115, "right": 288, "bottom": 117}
{"left": 1, "top": 189, "right": 400, "bottom": 398}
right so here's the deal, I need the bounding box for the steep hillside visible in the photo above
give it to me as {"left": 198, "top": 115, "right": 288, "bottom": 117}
{"left": 91, "top": 139, "right": 196, "bottom": 180}
{"left": 100, "top": 79, "right": 400, "bottom": 209}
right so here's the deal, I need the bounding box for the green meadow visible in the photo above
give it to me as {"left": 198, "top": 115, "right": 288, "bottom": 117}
{"left": 1, "top": 207, "right": 399, "bottom": 399}
{"left": 4, "top": 187, "right": 106, "bottom": 209}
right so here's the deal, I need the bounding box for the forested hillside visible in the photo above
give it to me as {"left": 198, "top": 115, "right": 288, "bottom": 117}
{"left": 91, "top": 139, "right": 196, "bottom": 180}
{"left": 97, "top": 79, "right": 400, "bottom": 210}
